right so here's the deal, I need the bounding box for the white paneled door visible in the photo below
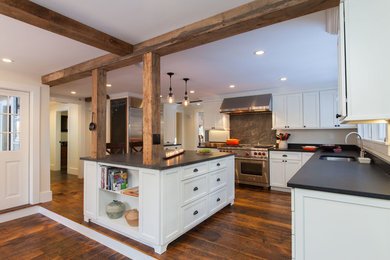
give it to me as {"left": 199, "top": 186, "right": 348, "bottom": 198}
{"left": 0, "top": 89, "right": 29, "bottom": 210}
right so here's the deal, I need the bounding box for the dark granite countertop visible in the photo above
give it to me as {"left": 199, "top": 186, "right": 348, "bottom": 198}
{"left": 81, "top": 151, "right": 233, "bottom": 170}
{"left": 287, "top": 150, "right": 390, "bottom": 200}
{"left": 164, "top": 143, "right": 182, "bottom": 147}
{"left": 270, "top": 143, "right": 358, "bottom": 153}
{"left": 269, "top": 147, "right": 316, "bottom": 153}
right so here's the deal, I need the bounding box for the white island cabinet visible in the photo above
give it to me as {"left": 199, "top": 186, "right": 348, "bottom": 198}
{"left": 83, "top": 154, "right": 234, "bottom": 254}
{"left": 292, "top": 188, "right": 390, "bottom": 260}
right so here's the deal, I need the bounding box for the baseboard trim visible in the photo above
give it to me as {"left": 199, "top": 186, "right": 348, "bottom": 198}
{"left": 0, "top": 206, "right": 155, "bottom": 260}
{"left": 40, "top": 191, "right": 53, "bottom": 203}
{"left": 0, "top": 206, "right": 40, "bottom": 223}
{"left": 67, "top": 167, "right": 79, "bottom": 176}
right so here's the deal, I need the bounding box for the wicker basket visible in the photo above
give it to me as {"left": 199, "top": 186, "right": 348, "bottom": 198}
{"left": 124, "top": 209, "right": 139, "bottom": 227}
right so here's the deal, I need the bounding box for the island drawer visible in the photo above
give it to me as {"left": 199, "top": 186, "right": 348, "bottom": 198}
{"left": 209, "top": 158, "right": 227, "bottom": 172}
{"left": 208, "top": 188, "right": 227, "bottom": 215}
{"left": 269, "top": 151, "right": 301, "bottom": 160}
{"left": 182, "top": 197, "right": 208, "bottom": 232}
{"left": 208, "top": 169, "right": 227, "bottom": 193}
{"left": 182, "top": 162, "right": 208, "bottom": 180}
{"left": 182, "top": 174, "right": 208, "bottom": 206}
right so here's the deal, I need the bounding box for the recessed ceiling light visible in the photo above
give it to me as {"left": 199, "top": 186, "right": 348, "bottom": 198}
{"left": 2, "top": 58, "right": 13, "bottom": 63}
{"left": 280, "top": 77, "right": 287, "bottom": 81}
{"left": 160, "top": 95, "right": 163, "bottom": 98}
{"left": 190, "top": 90, "right": 195, "bottom": 94}
{"left": 70, "top": 91, "right": 76, "bottom": 95}
{"left": 106, "top": 83, "right": 112, "bottom": 87}
{"left": 197, "top": 103, "right": 201, "bottom": 106}
{"left": 229, "top": 85, "right": 235, "bottom": 88}
{"left": 254, "top": 50, "right": 265, "bottom": 55}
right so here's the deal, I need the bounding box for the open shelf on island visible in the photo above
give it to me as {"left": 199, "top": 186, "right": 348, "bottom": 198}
{"left": 97, "top": 214, "right": 139, "bottom": 236}
{"left": 99, "top": 186, "right": 139, "bottom": 197}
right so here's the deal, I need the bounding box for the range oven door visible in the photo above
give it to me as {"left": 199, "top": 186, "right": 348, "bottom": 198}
{"left": 235, "top": 158, "right": 269, "bottom": 187}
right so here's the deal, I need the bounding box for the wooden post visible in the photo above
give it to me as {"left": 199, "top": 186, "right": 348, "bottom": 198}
{"left": 142, "top": 52, "right": 161, "bottom": 164}
{"left": 91, "top": 68, "right": 107, "bottom": 159}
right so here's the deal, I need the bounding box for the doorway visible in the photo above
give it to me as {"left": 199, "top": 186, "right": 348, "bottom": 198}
{"left": 60, "top": 111, "right": 68, "bottom": 173}
{"left": 0, "top": 90, "right": 29, "bottom": 210}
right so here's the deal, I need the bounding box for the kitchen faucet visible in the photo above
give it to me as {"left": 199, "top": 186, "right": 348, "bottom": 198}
{"left": 345, "top": 132, "right": 365, "bottom": 158}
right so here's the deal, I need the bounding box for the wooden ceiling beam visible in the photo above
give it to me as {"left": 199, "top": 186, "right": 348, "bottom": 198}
{"left": 42, "top": 0, "right": 339, "bottom": 86}
{"left": 0, "top": 0, "right": 133, "bottom": 55}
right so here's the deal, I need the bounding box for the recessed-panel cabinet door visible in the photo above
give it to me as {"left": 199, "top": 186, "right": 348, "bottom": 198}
{"left": 0, "top": 90, "right": 29, "bottom": 210}
{"left": 270, "top": 159, "right": 285, "bottom": 188}
{"left": 285, "top": 160, "right": 302, "bottom": 185}
{"left": 303, "top": 92, "right": 319, "bottom": 128}
{"left": 286, "top": 94, "right": 303, "bottom": 129}
{"left": 272, "top": 95, "right": 286, "bottom": 129}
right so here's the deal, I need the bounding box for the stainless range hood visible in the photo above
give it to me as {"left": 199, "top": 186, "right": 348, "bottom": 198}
{"left": 220, "top": 94, "right": 272, "bottom": 113}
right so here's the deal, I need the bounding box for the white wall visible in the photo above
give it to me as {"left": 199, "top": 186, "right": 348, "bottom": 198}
{"left": 0, "top": 70, "right": 51, "bottom": 203}
{"left": 278, "top": 129, "right": 357, "bottom": 145}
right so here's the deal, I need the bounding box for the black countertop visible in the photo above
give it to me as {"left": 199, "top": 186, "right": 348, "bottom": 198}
{"left": 81, "top": 151, "right": 233, "bottom": 170}
{"left": 270, "top": 143, "right": 358, "bottom": 153}
{"left": 287, "top": 150, "right": 390, "bottom": 200}
{"left": 164, "top": 143, "right": 182, "bottom": 147}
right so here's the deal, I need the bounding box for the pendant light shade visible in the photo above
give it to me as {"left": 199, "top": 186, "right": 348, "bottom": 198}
{"left": 183, "top": 78, "right": 189, "bottom": 106}
{"left": 167, "top": 72, "right": 174, "bottom": 103}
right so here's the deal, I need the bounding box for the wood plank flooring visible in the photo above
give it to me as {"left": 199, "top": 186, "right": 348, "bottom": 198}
{"left": 0, "top": 213, "right": 129, "bottom": 260}
{"left": 42, "top": 171, "right": 292, "bottom": 259}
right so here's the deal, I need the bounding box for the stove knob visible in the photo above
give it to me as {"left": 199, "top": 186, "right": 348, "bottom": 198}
{"left": 254, "top": 152, "right": 257, "bottom": 155}
{"left": 262, "top": 152, "right": 266, "bottom": 156}
{"left": 245, "top": 152, "right": 249, "bottom": 156}
{"left": 230, "top": 151, "right": 233, "bottom": 153}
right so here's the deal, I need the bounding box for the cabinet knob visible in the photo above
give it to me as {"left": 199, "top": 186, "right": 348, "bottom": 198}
{"left": 304, "top": 125, "right": 306, "bottom": 128}
{"left": 217, "top": 198, "right": 221, "bottom": 202}
{"left": 193, "top": 168, "right": 198, "bottom": 173}
{"left": 217, "top": 163, "right": 220, "bottom": 166}
{"left": 282, "top": 155, "right": 287, "bottom": 157}
{"left": 193, "top": 210, "right": 198, "bottom": 215}
{"left": 217, "top": 178, "right": 221, "bottom": 182}
{"left": 193, "top": 186, "right": 199, "bottom": 191}
{"left": 336, "top": 114, "right": 342, "bottom": 118}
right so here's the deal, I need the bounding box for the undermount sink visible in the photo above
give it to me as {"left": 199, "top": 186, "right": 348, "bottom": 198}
{"left": 319, "top": 155, "right": 356, "bottom": 162}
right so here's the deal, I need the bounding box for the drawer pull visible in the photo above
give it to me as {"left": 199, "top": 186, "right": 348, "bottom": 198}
{"left": 193, "top": 210, "right": 198, "bottom": 215}
{"left": 217, "top": 163, "right": 220, "bottom": 166}
{"left": 217, "top": 198, "right": 221, "bottom": 202}
{"left": 193, "top": 168, "right": 198, "bottom": 173}
{"left": 217, "top": 178, "right": 221, "bottom": 182}
{"left": 282, "top": 154, "right": 287, "bottom": 157}
{"left": 193, "top": 186, "right": 199, "bottom": 191}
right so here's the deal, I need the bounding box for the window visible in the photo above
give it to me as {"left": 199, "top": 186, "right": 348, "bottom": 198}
{"left": 0, "top": 95, "right": 20, "bottom": 151}
{"left": 358, "top": 123, "right": 387, "bottom": 143}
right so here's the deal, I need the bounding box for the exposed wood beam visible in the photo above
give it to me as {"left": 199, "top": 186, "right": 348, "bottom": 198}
{"left": 142, "top": 52, "right": 161, "bottom": 164}
{"left": 91, "top": 69, "right": 107, "bottom": 159}
{"left": 42, "top": 0, "right": 339, "bottom": 86}
{"left": 0, "top": 0, "right": 132, "bottom": 55}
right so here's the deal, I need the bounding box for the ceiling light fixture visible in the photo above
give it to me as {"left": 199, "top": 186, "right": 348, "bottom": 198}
{"left": 160, "top": 95, "right": 163, "bottom": 98}
{"left": 254, "top": 50, "right": 265, "bottom": 55}
{"left": 280, "top": 77, "right": 287, "bottom": 81}
{"left": 183, "top": 78, "right": 190, "bottom": 107}
{"left": 2, "top": 58, "right": 13, "bottom": 63}
{"left": 229, "top": 84, "right": 235, "bottom": 88}
{"left": 167, "top": 72, "right": 174, "bottom": 104}
{"left": 106, "top": 83, "right": 112, "bottom": 87}
{"left": 190, "top": 90, "right": 195, "bottom": 94}
{"left": 70, "top": 91, "right": 76, "bottom": 95}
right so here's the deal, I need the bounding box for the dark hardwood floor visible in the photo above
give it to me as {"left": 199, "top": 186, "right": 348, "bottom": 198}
{"left": 0, "top": 213, "right": 129, "bottom": 260}
{"left": 41, "top": 171, "right": 292, "bottom": 259}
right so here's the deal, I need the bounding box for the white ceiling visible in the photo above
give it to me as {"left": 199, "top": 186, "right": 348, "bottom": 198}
{"left": 0, "top": 1, "right": 338, "bottom": 100}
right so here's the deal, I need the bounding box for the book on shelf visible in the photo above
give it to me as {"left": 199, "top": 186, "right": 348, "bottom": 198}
{"left": 100, "top": 166, "right": 129, "bottom": 191}
{"left": 121, "top": 186, "right": 139, "bottom": 197}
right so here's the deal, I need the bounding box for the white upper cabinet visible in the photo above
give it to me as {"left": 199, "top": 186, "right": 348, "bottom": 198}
{"left": 203, "top": 101, "right": 229, "bottom": 130}
{"left": 302, "top": 92, "right": 319, "bottom": 128}
{"left": 273, "top": 90, "right": 355, "bottom": 130}
{"left": 339, "top": 0, "right": 390, "bottom": 121}
{"left": 272, "top": 94, "right": 302, "bottom": 129}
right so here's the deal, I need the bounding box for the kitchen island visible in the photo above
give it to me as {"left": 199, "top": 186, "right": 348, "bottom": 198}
{"left": 81, "top": 151, "right": 234, "bottom": 254}
{"left": 287, "top": 150, "right": 390, "bottom": 259}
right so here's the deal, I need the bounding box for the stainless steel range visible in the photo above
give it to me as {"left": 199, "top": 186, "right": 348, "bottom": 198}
{"left": 218, "top": 144, "right": 274, "bottom": 188}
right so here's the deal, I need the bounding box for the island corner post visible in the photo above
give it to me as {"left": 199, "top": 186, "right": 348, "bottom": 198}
{"left": 142, "top": 52, "right": 162, "bottom": 164}
{"left": 91, "top": 68, "right": 107, "bottom": 159}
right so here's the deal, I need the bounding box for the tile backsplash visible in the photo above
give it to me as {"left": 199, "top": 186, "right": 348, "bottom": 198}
{"left": 229, "top": 112, "right": 276, "bottom": 145}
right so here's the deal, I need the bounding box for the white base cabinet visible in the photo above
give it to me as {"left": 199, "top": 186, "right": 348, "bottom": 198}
{"left": 292, "top": 188, "right": 390, "bottom": 260}
{"left": 83, "top": 156, "right": 234, "bottom": 254}
{"left": 270, "top": 151, "right": 314, "bottom": 191}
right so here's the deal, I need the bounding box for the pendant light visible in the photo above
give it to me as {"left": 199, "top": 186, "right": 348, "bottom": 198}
{"left": 167, "top": 72, "right": 174, "bottom": 103}
{"left": 183, "top": 78, "right": 189, "bottom": 106}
